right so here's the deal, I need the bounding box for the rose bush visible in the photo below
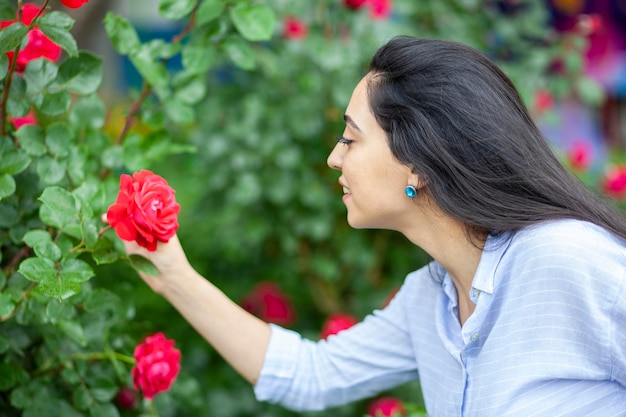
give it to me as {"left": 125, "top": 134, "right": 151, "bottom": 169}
{"left": 106, "top": 170, "right": 180, "bottom": 251}
{"left": 0, "top": 0, "right": 617, "bottom": 416}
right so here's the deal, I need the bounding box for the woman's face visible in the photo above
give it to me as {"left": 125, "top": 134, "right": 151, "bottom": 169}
{"left": 327, "top": 75, "right": 417, "bottom": 231}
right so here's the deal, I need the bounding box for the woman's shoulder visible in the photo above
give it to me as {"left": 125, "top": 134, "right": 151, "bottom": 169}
{"left": 512, "top": 219, "right": 626, "bottom": 257}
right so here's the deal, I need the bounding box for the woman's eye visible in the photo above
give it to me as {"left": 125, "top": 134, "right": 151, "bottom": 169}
{"left": 336, "top": 136, "right": 354, "bottom": 145}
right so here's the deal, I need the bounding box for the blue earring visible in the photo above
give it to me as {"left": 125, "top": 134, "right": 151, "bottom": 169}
{"left": 405, "top": 185, "right": 417, "bottom": 199}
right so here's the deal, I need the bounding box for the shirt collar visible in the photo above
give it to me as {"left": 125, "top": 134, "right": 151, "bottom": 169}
{"left": 471, "top": 231, "right": 513, "bottom": 295}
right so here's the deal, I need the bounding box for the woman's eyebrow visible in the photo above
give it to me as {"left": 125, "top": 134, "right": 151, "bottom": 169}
{"left": 344, "top": 114, "right": 362, "bottom": 132}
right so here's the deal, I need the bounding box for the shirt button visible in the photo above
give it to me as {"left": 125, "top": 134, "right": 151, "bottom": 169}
{"left": 470, "top": 333, "right": 479, "bottom": 342}
{"left": 472, "top": 289, "right": 481, "bottom": 298}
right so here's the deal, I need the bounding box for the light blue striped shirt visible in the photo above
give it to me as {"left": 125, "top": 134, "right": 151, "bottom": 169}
{"left": 254, "top": 220, "right": 626, "bottom": 416}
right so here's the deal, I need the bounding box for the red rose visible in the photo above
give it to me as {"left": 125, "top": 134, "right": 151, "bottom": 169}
{"left": 319, "top": 312, "right": 358, "bottom": 340}
{"left": 8, "top": 109, "right": 37, "bottom": 130}
{"left": 132, "top": 332, "right": 181, "bottom": 400}
{"left": 60, "top": 0, "right": 90, "bottom": 8}
{"left": 1, "top": 4, "right": 61, "bottom": 73}
{"left": 567, "top": 140, "right": 592, "bottom": 172}
{"left": 106, "top": 170, "right": 180, "bottom": 251}
{"left": 282, "top": 16, "right": 308, "bottom": 40}
{"left": 367, "top": 396, "right": 407, "bottom": 417}
{"left": 602, "top": 165, "right": 626, "bottom": 200}
{"left": 344, "top": 0, "right": 368, "bottom": 10}
{"left": 241, "top": 282, "right": 296, "bottom": 326}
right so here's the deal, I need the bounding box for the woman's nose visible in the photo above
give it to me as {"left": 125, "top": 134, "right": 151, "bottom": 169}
{"left": 327, "top": 143, "right": 343, "bottom": 171}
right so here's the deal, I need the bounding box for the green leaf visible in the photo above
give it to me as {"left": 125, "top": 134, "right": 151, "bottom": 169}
{"left": 40, "top": 90, "right": 71, "bottom": 116}
{"left": 0, "top": 334, "right": 9, "bottom": 354}
{"left": 0, "top": 203, "right": 18, "bottom": 227}
{"left": 128, "top": 254, "right": 159, "bottom": 276}
{"left": 22, "top": 229, "right": 51, "bottom": 247}
{"left": 58, "top": 320, "right": 87, "bottom": 346}
{"left": 81, "top": 219, "right": 98, "bottom": 249}
{"left": 159, "top": 0, "right": 196, "bottom": 20}
{"left": 84, "top": 288, "right": 121, "bottom": 314}
{"left": 229, "top": 4, "right": 276, "bottom": 41}
{"left": 0, "top": 54, "right": 8, "bottom": 79}
{"left": 33, "top": 240, "right": 61, "bottom": 261}
{"left": 46, "top": 298, "right": 75, "bottom": 323}
{"left": 38, "top": 11, "right": 78, "bottom": 57}
{"left": 57, "top": 51, "right": 103, "bottom": 94}
{"left": 36, "top": 279, "right": 80, "bottom": 299}
{"left": 196, "top": 0, "right": 224, "bottom": 25}
{"left": 222, "top": 35, "right": 255, "bottom": 70}
{"left": 15, "top": 124, "right": 47, "bottom": 156}
{"left": 182, "top": 44, "right": 215, "bottom": 74}
{"left": 173, "top": 72, "right": 207, "bottom": 105}
{"left": 0, "top": 148, "right": 31, "bottom": 175}
{"left": 164, "top": 98, "right": 195, "bottom": 124}
{"left": 24, "top": 58, "right": 59, "bottom": 94}
{"left": 89, "top": 403, "right": 121, "bottom": 417}
{"left": 17, "top": 257, "right": 57, "bottom": 283}
{"left": 0, "top": 292, "right": 15, "bottom": 317}
{"left": 60, "top": 258, "right": 94, "bottom": 282}
{"left": 130, "top": 45, "right": 170, "bottom": 99}
{"left": 45, "top": 122, "right": 73, "bottom": 157}
{"left": 72, "top": 386, "right": 91, "bottom": 411}
{"left": 39, "top": 204, "right": 69, "bottom": 228}
{"left": 69, "top": 94, "right": 105, "bottom": 129}
{"left": 0, "top": 363, "right": 17, "bottom": 390}
{"left": 37, "top": 155, "right": 67, "bottom": 184}
{"left": 103, "top": 12, "right": 141, "bottom": 55}
{"left": 0, "top": 173, "right": 15, "bottom": 200}
{"left": 0, "top": 22, "right": 28, "bottom": 54}
{"left": 577, "top": 77, "right": 604, "bottom": 107}
{"left": 39, "top": 185, "right": 79, "bottom": 217}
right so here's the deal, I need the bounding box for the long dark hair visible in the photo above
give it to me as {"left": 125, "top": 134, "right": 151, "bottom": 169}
{"left": 367, "top": 36, "right": 626, "bottom": 241}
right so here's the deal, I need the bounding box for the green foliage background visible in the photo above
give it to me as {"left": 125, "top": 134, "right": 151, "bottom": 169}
{"left": 0, "top": 0, "right": 608, "bottom": 416}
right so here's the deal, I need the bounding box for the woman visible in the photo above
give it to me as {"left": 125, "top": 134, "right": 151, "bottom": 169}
{"left": 117, "top": 37, "right": 626, "bottom": 416}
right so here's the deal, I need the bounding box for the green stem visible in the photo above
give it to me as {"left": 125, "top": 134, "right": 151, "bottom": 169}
{"left": 149, "top": 400, "right": 160, "bottom": 417}
{"left": 0, "top": 0, "right": 50, "bottom": 138}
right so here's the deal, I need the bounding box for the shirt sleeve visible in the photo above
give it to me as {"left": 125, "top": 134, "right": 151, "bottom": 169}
{"left": 253, "top": 276, "right": 421, "bottom": 412}
{"left": 609, "top": 269, "right": 626, "bottom": 387}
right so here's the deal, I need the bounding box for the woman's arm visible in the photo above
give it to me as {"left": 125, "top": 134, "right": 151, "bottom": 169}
{"left": 121, "top": 235, "right": 271, "bottom": 385}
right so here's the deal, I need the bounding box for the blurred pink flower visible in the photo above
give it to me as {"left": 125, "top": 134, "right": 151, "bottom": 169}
{"left": 369, "top": 0, "right": 392, "bottom": 19}
{"left": 319, "top": 313, "right": 358, "bottom": 340}
{"left": 602, "top": 165, "right": 626, "bottom": 200}
{"left": 282, "top": 16, "right": 308, "bottom": 40}
{"left": 567, "top": 140, "right": 592, "bottom": 171}
{"left": 367, "top": 396, "right": 407, "bottom": 417}
{"left": 241, "top": 282, "right": 296, "bottom": 326}
{"left": 344, "top": 0, "right": 368, "bottom": 10}
{"left": 8, "top": 110, "right": 37, "bottom": 130}
{"left": 533, "top": 89, "right": 554, "bottom": 114}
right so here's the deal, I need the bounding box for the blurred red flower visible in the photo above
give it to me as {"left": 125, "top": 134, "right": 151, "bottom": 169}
{"left": 0, "top": 4, "right": 61, "bottom": 73}
{"left": 344, "top": 0, "right": 368, "bottom": 10}
{"left": 115, "top": 386, "right": 139, "bottom": 410}
{"left": 132, "top": 332, "right": 181, "bottom": 400}
{"left": 567, "top": 140, "right": 592, "bottom": 172}
{"left": 320, "top": 312, "right": 358, "bottom": 340}
{"left": 8, "top": 109, "right": 37, "bottom": 130}
{"left": 602, "top": 165, "right": 626, "bottom": 200}
{"left": 367, "top": 396, "right": 407, "bottom": 417}
{"left": 241, "top": 282, "right": 296, "bottom": 326}
{"left": 369, "top": 0, "right": 393, "bottom": 19}
{"left": 106, "top": 170, "right": 180, "bottom": 251}
{"left": 576, "top": 14, "right": 603, "bottom": 36}
{"left": 60, "top": 0, "right": 90, "bottom": 8}
{"left": 533, "top": 89, "right": 554, "bottom": 114}
{"left": 282, "top": 16, "right": 308, "bottom": 40}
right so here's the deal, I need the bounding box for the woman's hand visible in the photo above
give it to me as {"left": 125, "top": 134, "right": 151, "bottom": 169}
{"left": 102, "top": 213, "right": 193, "bottom": 294}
